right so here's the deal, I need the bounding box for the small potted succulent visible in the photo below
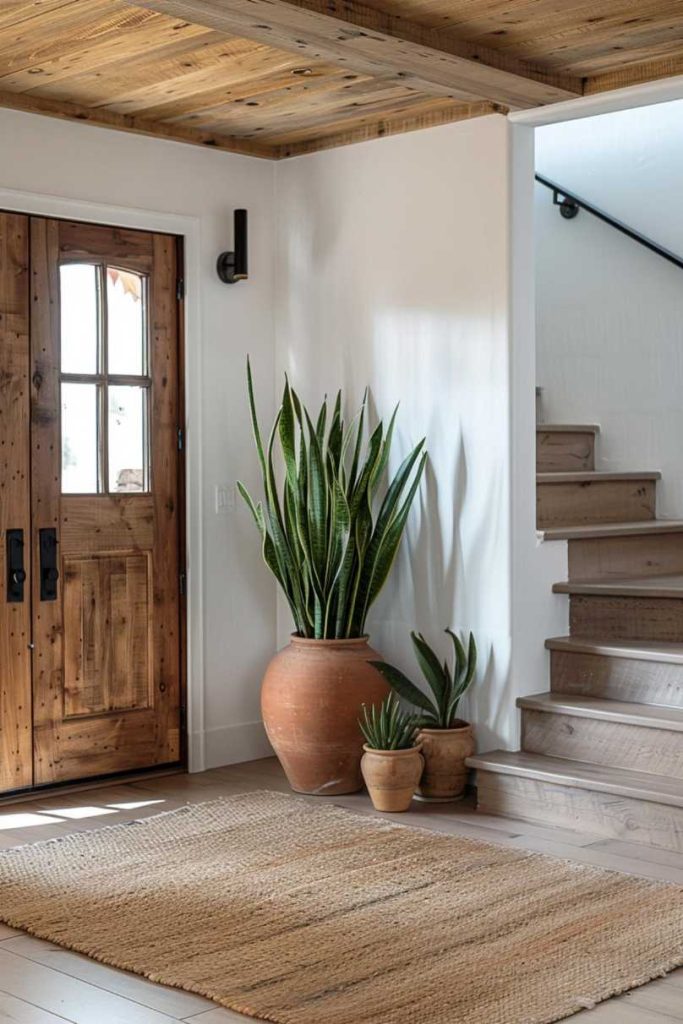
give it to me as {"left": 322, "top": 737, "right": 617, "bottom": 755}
{"left": 371, "top": 630, "right": 477, "bottom": 801}
{"left": 359, "top": 695, "right": 423, "bottom": 812}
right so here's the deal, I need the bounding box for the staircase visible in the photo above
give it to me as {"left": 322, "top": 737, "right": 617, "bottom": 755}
{"left": 467, "top": 422, "right": 683, "bottom": 852}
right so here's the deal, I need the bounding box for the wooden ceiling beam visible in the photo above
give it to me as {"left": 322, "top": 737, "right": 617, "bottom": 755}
{"left": 0, "top": 88, "right": 277, "bottom": 158}
{"left": 131, "top": 0, "right": 583, "bottom": 109}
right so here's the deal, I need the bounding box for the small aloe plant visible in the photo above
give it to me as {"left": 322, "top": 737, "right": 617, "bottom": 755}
{"left": 359, "top": 694, "right": 419, "bottom": 750}
{"left": 370, "top": 630, "right": 477, "bottom": 728}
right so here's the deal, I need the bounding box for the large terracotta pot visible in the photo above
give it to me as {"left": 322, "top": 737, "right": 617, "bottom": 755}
{"left": 416, "top": 722, "right": 475, "bottom": 801}
{"left": 261, "top": 635, "right": 389, "bottom": 795}
{"left": 361, "top": 744, "right": 424, "bottom": 813}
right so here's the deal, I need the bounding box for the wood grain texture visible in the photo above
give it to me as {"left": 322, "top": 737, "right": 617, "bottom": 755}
{"left": 569, "top": 595, "right": 683, "bottom": 643}
{"left": 475, "top": 772, "right": 683, "bottom": 855}
{"left": 537, "top": 477, "right": 657, "bottom": 529}
{"left": 568, "top": 531, "right": 683, "bottom": 581}
{"left": 0, "top": 213, "right": 32, "bottom": 793}
{"left": 135, "top": 0, "right": 581, "bottom": 106}
{"left": 62, "top": 554, "right": 152, "bottom": 718}
{"left": 1, "top": 0, "right": 681, "bottom": 155}
{"left": 536, "top": 428, "right": 596, "bottom": 473}
{"left": 30, "top": 218, "right": 181, "bottom": 786}
{"left": 521, "top": 707, "right": 683, "bottom": 780}
{"left": 541, "top": 520, "right": 683, "bottom": 541}
{"left": 61, "top": 496, "right": 154, "bottom": 554}
{"left": 550, "top": 648, "right": 683, "bottom": 709}
{"left": 0, "top": 0, "right": 508, "bottom": 157}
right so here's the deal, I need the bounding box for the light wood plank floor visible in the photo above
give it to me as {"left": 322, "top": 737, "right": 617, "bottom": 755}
{"left": 0, "top": 757, "right": 681, "bottom": 1024}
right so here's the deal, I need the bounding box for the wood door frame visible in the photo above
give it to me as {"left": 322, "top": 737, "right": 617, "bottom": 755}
{"left": 0, "top": 188, "right": 203, "bottom": 776}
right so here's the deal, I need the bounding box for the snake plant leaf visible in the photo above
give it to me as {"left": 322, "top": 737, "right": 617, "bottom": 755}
{"left": 351, "top": 442, "right": 424, "bottom": 626}
{"left": 447, "top": 629, "right": 477, "bottom": 693}
{"left": 279, "top": 379, "right": 299, "bottom": 494}
{"left": 315, "top": 397, "right": 328, "bottom": 445}
{"left": 410, "top": 631, "right": 448, "bottom": 709}
{"left": 328, "top": 391, "right": 343, "bottom": 472}
{"left": 236, "top": 482, "right": 263, "bottom": 534}
{"left": 349, "top": 421, "right": 383, "bottom": 514}
{"left": 448, "top": 629, "right": 467, "bottom": 687}
{"left": 370, "top": 403, "right": 398, "bottom": 496}
{"left": 347, "top": 388, "right": 367, "bottom": 495}
{"left": 355, "top": 450, "right": 427, "bottom": 629}
{"left": 323, "top": 478, "right": 351, "bottom": 634}
{"left": 304, "top": 408, "right": 329, "bottom": 590}
{"left": 246, "top": 357, "right": 266, "bottom": 480}
{"left": 241, "top": 365, "right": 425, "bottom": 638}
{"left": 369, "top": 661, "right": 435, "bottom": 714}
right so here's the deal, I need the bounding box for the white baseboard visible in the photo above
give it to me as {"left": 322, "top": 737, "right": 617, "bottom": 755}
{"left": 198, "top": 720, "right": 274, "bottom": 772}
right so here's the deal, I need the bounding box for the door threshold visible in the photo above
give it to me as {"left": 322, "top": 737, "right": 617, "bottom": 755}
{"left": 0, "top": 763, "right": 185, "bottom": 807}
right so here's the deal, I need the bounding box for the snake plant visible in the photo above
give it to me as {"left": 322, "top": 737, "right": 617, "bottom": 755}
{"left": 238, "top": 361, "right": 427, "bottom": 639}
{"left": 370, "top": 630, "right": 477, "bottom": 728}
{"left": 359, "top": 694, "right": 419, "bottom": 750}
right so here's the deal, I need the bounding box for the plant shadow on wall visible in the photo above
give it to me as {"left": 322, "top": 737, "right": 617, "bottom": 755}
{"left": 396, "top": 431, "right": 498, "bottom": 750}
{"left": 238, "top": 361, "right": 426, "bottom": 795}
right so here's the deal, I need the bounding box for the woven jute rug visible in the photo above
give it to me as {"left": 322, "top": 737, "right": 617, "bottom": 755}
{"left": 0, "top": 791, "right": 681, "bottom": 1024}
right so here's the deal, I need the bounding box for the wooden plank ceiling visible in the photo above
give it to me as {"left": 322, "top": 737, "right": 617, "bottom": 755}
{"left": 0, "top": 1, "right": 682, "bottom": 159}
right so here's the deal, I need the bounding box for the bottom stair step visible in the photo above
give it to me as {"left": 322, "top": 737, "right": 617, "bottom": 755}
{"left": 466, "top": 750, "right": 683, "bottom": 853}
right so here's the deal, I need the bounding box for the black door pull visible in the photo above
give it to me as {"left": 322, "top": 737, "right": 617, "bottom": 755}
{"left": 39, "top": 528, "right": 59, "bottom": 601}
{"left": 6, "top": 529, "right": 26, "bottom": 602}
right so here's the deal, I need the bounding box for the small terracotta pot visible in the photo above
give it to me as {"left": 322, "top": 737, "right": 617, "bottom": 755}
{"left": 261, "top": 635, "right": 389, "bottom": 796}
{"left": 416, "top": 722, "right": 475, "bottom": 801}
{"left": 361, "top": 744, "right": 424, "bottom": 812}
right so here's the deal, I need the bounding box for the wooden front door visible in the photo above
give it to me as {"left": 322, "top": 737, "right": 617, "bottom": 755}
{"left": 0, "top": 213, "right": 183, "bottom": 792}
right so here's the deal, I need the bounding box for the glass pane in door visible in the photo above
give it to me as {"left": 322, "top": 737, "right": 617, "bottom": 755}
{"left": 108, "top": 385, "right": 148, "bottom": 492}
{"left": 60, "top": 264, "right": 99, "bottom": 374}
{"left": 107, "top": 268, "right": 146, "bottom": 375}
{"left": 61, "top": 382, "right": 99, "bottom": 493}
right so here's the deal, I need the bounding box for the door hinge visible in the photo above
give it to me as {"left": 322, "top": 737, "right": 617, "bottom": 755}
{"left": 179, "top": 570, "right": 186, "bottom": 597}
{"left": 177, "top": 426, "right": 184, "bottom": 451}
{"left": 176, "top": 278, "right": 185, "bottom": 301}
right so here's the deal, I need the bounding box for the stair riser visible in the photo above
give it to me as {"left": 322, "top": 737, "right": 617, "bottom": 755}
{"left": 568, "top": 532, "right": 683, "bottom": 581}
{"left": 521, "top": 708, "right": 683, "bottom": 779}
{"left": 475, "top": 772, "right": 683, "bottom": 853}
{"left": 550, "top": 649, "right": 683, "bottom": 708}
{"left": 569, "top": 594, "right": 683, "bottom": 642}
{"left": 536, "top": 431, "right": 595, "bottom": 473}
{"left": 537, "top": 480, "right": 656, "bottom": 529}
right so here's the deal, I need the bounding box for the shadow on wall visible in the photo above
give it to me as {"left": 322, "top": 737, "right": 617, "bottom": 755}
{"left": 368, "top": 407, "right": 511, "bottom": 753}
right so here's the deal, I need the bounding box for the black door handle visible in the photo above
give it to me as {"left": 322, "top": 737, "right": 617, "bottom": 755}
{"left": 6, "top": 529, "right": 26, "bottom": 602}
{"left": 39, "top": 528, "right": 59, "bottom": 601}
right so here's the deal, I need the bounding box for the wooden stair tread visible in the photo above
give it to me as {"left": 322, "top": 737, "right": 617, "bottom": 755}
{"left": 466, "top": 749, "right": 683, "bottom": 808}
{"left": 546, "top": 635, "right": 683, "bottom": 665}
{"left": 536, "top": 424, "right": 600, "bottom": 434}
{"left": 539, "top": 519, "right": 683, "bottom": 541}
{"left": 537, "top": 471, "right": 661, "bottom": 483}
{"left": 517, "top": 690, "right": 683, "bottom": 731}
{"left": 553, "top": 573, "right": 683, "bottom": 598}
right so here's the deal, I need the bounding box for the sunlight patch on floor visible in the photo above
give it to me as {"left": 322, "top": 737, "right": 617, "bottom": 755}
{"left": 0, "top": 813, "right": 64, "bottom": 830}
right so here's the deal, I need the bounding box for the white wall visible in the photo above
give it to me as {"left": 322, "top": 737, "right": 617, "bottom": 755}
{"left": 0, "top": 108, "right": 277, "bottom": 770}
{"left": 274, "top": 115, "right": 520, "bottom": 750}
{"left": 536, "top": 100, "right": 683, "bottom": 517}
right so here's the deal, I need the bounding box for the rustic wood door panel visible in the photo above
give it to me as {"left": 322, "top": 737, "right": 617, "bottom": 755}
{"left": 0, "top": 212, "right": 33, "bottom": 792}
{"left": 62, "top": 552, "right": 152, "bottom": 718}
{"left": 29, "top": 217, "right": 182, "bottom": 786}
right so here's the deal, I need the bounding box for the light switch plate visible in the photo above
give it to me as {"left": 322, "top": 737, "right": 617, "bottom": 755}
{"left": 215, "top": 483, "right": 235, "bottom": 515}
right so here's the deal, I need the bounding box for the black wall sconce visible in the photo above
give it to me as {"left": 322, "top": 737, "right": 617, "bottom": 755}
{"left": 217, "top": 209, "right": 248, "bottom": 284}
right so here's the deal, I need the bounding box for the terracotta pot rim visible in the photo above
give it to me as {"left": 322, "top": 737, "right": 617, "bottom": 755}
{"left": 362, "top": 743, "right": 423, "bottom": 757}
{"left": 418, "top": 721, "right": 471, "bottom": 734}
{"left": 288, "top": 633, "right": 370, "bottom": 648}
